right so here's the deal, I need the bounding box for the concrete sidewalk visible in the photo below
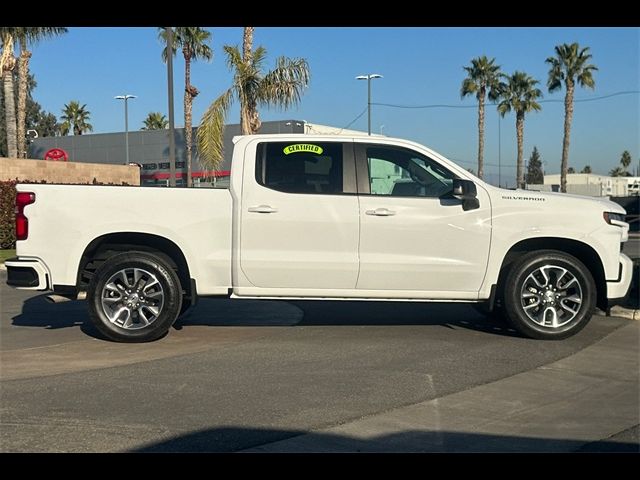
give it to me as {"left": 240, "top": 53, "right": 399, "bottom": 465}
{"left": 245, "top": 321, "right": 640, "bottom": 452}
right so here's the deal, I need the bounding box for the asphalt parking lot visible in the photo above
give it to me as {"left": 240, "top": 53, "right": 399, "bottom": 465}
{"left": 1, "top": 268, "right": 638, "bottom": 453}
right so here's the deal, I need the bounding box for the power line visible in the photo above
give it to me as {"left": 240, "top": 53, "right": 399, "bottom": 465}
{"left": 371, "top": 90, "right": 640, "bottom": 110}
{"left": 339, "top": 107, "right": 368, "bottom": 132}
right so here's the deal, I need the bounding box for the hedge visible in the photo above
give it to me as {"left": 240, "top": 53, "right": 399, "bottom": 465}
{"left": 0, "top": 180, "right": 19, "bottom": 249}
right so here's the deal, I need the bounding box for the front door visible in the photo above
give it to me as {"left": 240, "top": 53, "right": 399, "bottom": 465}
{"left": 356, "top": 143, "right": 492, "bottom": 295}
{"left": 240, "top": 140, "right": 360, "bottom": 289}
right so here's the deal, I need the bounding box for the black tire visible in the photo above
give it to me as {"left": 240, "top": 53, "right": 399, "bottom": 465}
{"left": 503, "top": 250, "right": 596, "bottom": 340}
{"left": 87, "top": 251, "right": 182, "bottom": 342}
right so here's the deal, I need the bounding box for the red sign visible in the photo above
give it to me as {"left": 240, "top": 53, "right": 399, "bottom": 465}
{"left": 44, "top": 148, "right": 68, "bottom": 162}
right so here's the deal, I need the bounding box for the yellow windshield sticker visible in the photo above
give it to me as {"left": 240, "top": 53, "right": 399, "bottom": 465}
{"left": 283, "top": 144, "right": 323, "bottom": 155}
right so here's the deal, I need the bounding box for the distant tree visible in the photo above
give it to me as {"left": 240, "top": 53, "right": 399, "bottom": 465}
{"left": 525, "top": 146, "right": 544, "bottom": 184}
{"left": 60, "top": 100, "right": 92, "bottom": 135}
{"left": 141, "top": 112, "right": 168, "bottom": 130}
{"left": 497, "top": 71, "right": 543, "bottom": 188}
{"left": 620, "top": 150, "right": 632, "bottom": 172}
{"left": 546, "top": 42, "right": 597, "bottom": 193}
{"left": 460, "top": 56, "right": 502, "bottom": 180}
{"left": 581, "top": 165, "right": 592, "bottom": 174}
{"left": 609, "top": 166, "right": 627, "bottom": 177}
{"left": 0, "top": 71, "right": 59, "bottom": 156}
{"left": 568, "top": 167, "right": 576, "bottom": 174}
{"left": 15, "top": 27, "right": 66, "bottom": 157}
{"left": 467, "top": 167, "right": 476, "bottom": 175}
{"left": 160, "top": 27, "right": 213, "bottom": 187}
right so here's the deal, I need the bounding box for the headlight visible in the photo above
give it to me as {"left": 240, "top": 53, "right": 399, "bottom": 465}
{"left": 603, "top": 212, "right": 626, "bottom": 225}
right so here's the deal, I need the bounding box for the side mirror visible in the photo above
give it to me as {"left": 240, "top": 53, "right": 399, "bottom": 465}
{"left": 452, "top": 178, "right": 480, "bottom": 211}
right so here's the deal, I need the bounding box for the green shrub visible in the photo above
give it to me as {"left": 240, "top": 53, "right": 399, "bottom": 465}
{"left": 0, "top": 180, "right": 18, "bottom": 249}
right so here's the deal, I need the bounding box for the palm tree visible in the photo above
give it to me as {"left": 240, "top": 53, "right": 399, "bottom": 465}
{"left": 546, "top": 43, "right": 598, "bottom": 193}
{"left": 60, "top": 101, "right": 92, "bottom": 135}
{"left": 620, "top": 150, "right": 632, "bottom": 173}
{"left": 460, "top": 56, "right": 502, "bottom": 180}
{"left": 609, "top": 166, "right": 626, "bottom": 177}
{"left": 1, "top": 29, "right": 17, "bottom": 157}
{"left": 497, "top": 71, "right": 543, "bottom": 188}
{"left": 15, "top": 27, "right": 67, "bottom": 158}
{"left": 160, "top": 27, "right": 212, "bottom": 187}
{"left": 197, "top": 27, "right": 310, "bottom": 169}
{"left": 142, "top": 112, "right": 168, "bottom": 130}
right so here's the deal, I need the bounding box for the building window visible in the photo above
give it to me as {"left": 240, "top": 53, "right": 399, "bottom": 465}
{"left": 176, "top": 161, "right": 185, "bottom": 168}
{"left": 142, "top": 163, "right": 157, "bottom": 170}
{"left": 159, "top": 162, "right": 170, "bottom": 169}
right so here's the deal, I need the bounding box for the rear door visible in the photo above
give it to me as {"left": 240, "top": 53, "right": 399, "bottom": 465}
{"left": 239, "top": 139, "right": 360, "bottom": 289}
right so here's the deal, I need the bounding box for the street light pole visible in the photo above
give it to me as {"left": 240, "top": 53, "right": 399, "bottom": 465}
{"left": 166, "top": 27, "right": 177, "bottom": 187}
{"left": 356, "top": 74, "right": 382, "bottom": 135}
{"left": 498, "top": 110, "right": 502, "bottom": 188}
{"left": 115, "top": 94, "right": 136, "bottom": 165}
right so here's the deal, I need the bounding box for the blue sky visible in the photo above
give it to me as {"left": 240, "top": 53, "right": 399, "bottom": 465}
{"left": 27, "top": 27, "right": 639, "bottom": 186}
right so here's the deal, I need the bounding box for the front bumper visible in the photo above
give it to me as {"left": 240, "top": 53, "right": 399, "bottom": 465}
{"left": 606, "top": 253, "right": 634, "bottom": 302}
{"left": 5, "top": 257, "right": 50, "bottom": 290}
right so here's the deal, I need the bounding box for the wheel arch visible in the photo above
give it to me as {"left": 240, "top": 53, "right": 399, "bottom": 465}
{"left": 496, "top": 237, "right": 607, "bottom": 311}
{"left": 77, "top": 232, "right": 193, "bottom": 300}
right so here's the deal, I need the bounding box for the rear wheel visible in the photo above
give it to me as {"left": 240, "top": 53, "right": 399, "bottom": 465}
{"left": 503, "top": 250, "right": 596, "bottom": 340}
{"left": 87, "top": 251, "right": 182, "bottom": 342}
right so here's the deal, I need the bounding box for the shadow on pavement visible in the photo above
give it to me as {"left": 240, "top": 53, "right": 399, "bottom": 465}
{"left": 12, "top": 294, "right": 520, "bottom": 340}
{"left": 9, "top": 293, "right": 103, "bottom": 338}
{"left": 177, "top": 298, "right": 520, "bottom": 337}
{"left": 131, "top": 426, "right": 640, "bottom": 453}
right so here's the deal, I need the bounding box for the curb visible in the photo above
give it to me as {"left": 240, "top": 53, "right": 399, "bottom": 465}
{"left": 0, "top": 263, "right": 6, "bottom": 271}
{"left": 609, "top": 306, "right": 639, "bottom": 321}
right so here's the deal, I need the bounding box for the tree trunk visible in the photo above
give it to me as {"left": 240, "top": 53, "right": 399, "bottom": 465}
{"left": 240, "top": 27, "right": 254, "bottom": 135}
{"left": 477, "top": 89, "right": 485, "bottom": 180}
{"left": 516, "top": 111, "right": 524, "bottom": 189}
{"left": 184, "top": 51, "right": 193, "bottom": 188}
{"left": 243, "top": 27, "right": 254, "bottom": 62}
{"left": 17, "top": 40, "right": 30, "bottom": 158}
{"left": 560, "top": 82, "right": 574, "bottom": 193}
{"left": 2, "top": 33, "right": 17, "bottom": 158}
{"left": 3, "top": 70, "right": 18, "bottom": 158}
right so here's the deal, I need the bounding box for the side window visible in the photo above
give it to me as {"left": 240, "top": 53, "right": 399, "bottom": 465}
{"left": 256, "top": 142, "right": 344, "bottom": 194}
{"left": 367, "top": 146, "right": 455, "bottom": 198}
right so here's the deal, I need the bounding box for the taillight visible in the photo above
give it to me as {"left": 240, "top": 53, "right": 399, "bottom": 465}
{"left": 15, "top": 192, "right": 35, "bottom": 241}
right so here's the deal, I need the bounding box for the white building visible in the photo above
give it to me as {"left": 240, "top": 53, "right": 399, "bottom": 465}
{"left": 539, "top": 173, "right": 640, "bottom": 197}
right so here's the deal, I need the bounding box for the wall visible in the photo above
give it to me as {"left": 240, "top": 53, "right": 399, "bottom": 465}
{"left": 0, "top": 157, "right": 140, "bottom": 185}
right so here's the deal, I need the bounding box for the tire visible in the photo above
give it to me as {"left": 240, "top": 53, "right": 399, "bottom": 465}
{"left": 503, "top": 250, "right": 596, "bottom": 340}
{"left": 87, "top": 251, "right": 183, "bottom": 342}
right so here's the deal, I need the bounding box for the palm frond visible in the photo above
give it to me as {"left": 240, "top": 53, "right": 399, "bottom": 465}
{"left": 224, "top": 45, "right": 243, "bottom": 71}
{"left": 258, "top": 56, "right": 310, "bottom": 109}
{"left": 158, "top": 27, "right": 178, "bottom": 63}
{"left": 197, "top": 88, "right": 234, "bottom": 170}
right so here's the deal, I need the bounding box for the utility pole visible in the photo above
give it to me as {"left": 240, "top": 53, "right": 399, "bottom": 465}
{"left": 166, "top": 27, "right": 177, "bottom": 187}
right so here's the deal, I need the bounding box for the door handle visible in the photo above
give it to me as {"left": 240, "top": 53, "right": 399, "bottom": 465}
{"left": 248, "top": 205, "right": 278, "bottom": 214}
{"left": 365, "top": 208, "right": 396, "bottom": 216}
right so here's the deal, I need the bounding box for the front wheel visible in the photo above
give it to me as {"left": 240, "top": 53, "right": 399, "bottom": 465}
{"left": 503, "top": 250, "right": 596, "bottom": 340}
{"left": 87, "top": 252, "right": 182, "bottom": 342}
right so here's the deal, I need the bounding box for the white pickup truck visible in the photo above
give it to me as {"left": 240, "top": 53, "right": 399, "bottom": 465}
{"left": 6, "top": 134, "right": 632, "bottom": 342}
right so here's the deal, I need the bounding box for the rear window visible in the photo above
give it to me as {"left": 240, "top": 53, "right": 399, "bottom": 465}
{"left": 255, "top": 142, "right": 344, "bottom": 194}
